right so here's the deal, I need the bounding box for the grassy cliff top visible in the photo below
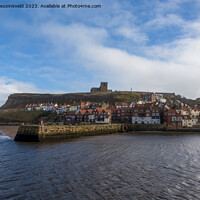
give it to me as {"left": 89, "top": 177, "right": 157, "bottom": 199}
{"left": 1, "top": 91, "right": 141, "bottom": 109}
{"left": 0, "top": 109, "right": 44, "bottom": 123}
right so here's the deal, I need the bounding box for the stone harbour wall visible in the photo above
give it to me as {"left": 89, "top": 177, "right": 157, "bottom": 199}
{"left": 126, "top": 124, "right": 165, "bottom": 131}
{"left": 14, "top": 124, "right": 200, "bottom": 142}
{"left": 14, "top": 124, "right": 122, "bottom": 142}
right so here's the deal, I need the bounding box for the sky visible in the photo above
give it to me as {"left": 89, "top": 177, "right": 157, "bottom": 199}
{"left": 1, "top": 0, "right": 200, "bottom": 106}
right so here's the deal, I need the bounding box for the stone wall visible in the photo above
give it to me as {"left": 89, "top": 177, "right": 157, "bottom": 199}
{"left": 167, "top": 127, "right": 200, "bottom": 132}
{"left": 126, "top": 124, "right": 200, "bottom": 132}
{"left": 15, "top": 125, "right": 41, "bottom": 142}
{"left": 126, "top": 124, "right": 165, "bottom": 131}
{"left": 15, "top": 124, "right": 122, "bottom": 142}
{"left": 14, "top": 123, "right": 200, "bottom": 142}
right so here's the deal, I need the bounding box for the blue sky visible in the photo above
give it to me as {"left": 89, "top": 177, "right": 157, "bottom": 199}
{"left": 1, "top": 0, "right": 200, "bottom": 105}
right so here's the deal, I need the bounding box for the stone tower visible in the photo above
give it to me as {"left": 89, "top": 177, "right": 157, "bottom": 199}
{"left": 100, "top": 82, "right": 108, "bottom": 92}
{"left": 90, "top": 82, "right": 112, "bottom": 93}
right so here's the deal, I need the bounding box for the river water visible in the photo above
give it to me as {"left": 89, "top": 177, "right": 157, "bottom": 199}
{"left": 0, "top": 130, "right": 200, "bottom": 199}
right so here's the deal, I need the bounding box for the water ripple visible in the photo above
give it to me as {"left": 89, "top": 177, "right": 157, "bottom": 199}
{"left": 0, "top": 134, "right": 200, "bottom": 199}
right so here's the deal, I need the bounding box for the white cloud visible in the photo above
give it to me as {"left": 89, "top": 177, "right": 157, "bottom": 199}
{"left": 40, "top": 22, "right": 200, "bottom": 99}
{"left": 116, "top": 26, "right": 148, "bottom": 43}
{"left": 154, "top": 0, "right": 189, "bottom": 15}
{"left": 145, "top": 14, "right": 186, "bottom": 29}
{"left": 2, "top": 0, "right": 200, "bottom": 101}
{"left": 0, "top": 77, "right": 65, "bottom": 107}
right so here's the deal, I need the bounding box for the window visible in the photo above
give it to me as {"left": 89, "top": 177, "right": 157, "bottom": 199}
{"left": 172, "top": 117, "right": 176, "bottom": 121}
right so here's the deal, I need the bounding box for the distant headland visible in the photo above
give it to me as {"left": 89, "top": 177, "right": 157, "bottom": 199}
{"left": 1, "top": 82, "right": 198, "bottom": 110}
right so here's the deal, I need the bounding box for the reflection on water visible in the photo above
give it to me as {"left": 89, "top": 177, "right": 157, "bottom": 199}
{"left": 0, "top": 134, "right": 200, "bottom": 200}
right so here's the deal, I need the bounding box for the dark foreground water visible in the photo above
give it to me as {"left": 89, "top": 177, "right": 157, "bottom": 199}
{"left": 0, "top": 133, "right": 200, "bottom": 200}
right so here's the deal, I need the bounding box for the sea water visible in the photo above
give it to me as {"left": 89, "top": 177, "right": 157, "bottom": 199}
{"left": 0, "top": 131, "right": 200, "bottom": 199}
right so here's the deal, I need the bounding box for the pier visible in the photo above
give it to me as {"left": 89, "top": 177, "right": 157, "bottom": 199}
{"left": 14, "top": 124, "right": 200, "bottom": 142}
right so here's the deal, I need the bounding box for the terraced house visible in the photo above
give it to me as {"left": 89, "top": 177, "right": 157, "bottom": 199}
{"left": 132, "top": 105, "right": 161, "bottom": 124}
{"left": 65, "top": 108, "right": 111, "bottom": 124}
{"left": 163, "top": 106, "right": 200, "bottom": 127}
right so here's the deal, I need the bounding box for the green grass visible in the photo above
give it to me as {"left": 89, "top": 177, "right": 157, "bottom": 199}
{"left": 3, "top": 91, "right": 142, "bottom": 109}
{"left": 0, "top": 109, "right": 45, "bottom": 123}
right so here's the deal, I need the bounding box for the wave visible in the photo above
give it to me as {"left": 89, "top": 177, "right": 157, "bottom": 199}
{"left": 0, "top": 135, "right": 12, "bottom": 140}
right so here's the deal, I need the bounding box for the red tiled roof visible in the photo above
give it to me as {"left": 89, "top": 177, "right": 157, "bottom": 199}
{"left": 78, "top": 110, "right": 86, "bottom": 115}
{"left": 96, "top": 108, "right": 104, "bottom": 113}
{"left": 111, "top": 108, "right": 121, "bottom": 111}
{"left": 87, "top": 109, "right": 93, "bottom": 114}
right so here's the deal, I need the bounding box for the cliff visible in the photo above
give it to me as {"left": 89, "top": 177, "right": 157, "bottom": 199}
{"left": 1, "top": 92, "right": 140, "bottom": 109}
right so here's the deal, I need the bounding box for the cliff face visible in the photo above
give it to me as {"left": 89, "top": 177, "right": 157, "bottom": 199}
{"left": 1, "top": 93, "right": 76, "bottom": 109}
{"left": 1, "top": 92, "right": 140, "bottom": 109}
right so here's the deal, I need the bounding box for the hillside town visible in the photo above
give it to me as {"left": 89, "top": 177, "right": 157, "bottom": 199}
{"left": 24, "top": 87, "right": 200, "bottom": 128}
